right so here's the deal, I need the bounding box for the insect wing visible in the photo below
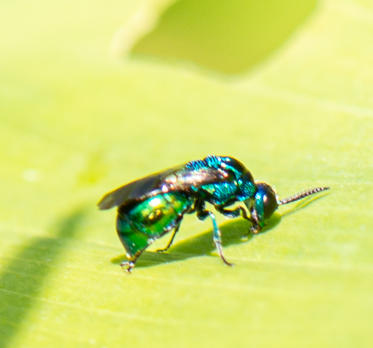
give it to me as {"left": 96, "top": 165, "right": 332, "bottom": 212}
{"left": 166, "top": 168, "right": 228, "bottom": 192}
{"left": 97, "top": 166, "right": 227, "bottom": 210}
{"left": 97, "top": 167, "right": 178, "bottom": 210}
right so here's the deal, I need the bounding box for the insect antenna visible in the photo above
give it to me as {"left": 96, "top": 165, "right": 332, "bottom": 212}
{"left": 278, "top": 187, "right": 330, "bottom": 205}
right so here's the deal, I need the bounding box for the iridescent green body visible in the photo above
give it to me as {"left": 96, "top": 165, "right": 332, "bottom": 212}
{"left": 117, "top": 192, "right": 192, "bottom": 257}
{"left": 98, "top": 155, "right": 329, "bottom": 272}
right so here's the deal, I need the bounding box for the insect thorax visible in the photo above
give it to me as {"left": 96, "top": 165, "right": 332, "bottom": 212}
{"left": 186, "top": 155, "right": 256, "bottom": 206}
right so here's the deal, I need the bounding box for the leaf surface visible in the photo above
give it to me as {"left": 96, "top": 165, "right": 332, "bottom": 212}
{"left": 0, "top": 1, "right": 372, "bottom": 347}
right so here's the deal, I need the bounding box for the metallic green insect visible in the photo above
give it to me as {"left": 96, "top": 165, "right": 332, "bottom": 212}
{"left": 98, "top": 155, "right": 329, "bottom": 272}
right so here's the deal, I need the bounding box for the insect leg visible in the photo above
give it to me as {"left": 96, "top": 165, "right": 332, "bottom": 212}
{"left": 197, "top": 209, "right": 233, "bottom": 267}
{"left": 217, "top": 206, "right": 250, "bottom": 220}
{"left": 156, "top": 223, "right": 181, "bottom": 253}
{"left": 249, "top": 207, "right": 262, "bottom": 234}
{"left": 120, "top": 258, "right": 137, "bottom": 273}
{"left": 217, "top": 206, "right": 260, "bottom": 234}
{"left": 250, "top": 224, "right": 261, "bottom": 234}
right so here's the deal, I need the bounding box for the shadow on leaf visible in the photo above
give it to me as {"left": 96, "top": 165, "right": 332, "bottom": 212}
{"left": 111, "top": 214, "right": 281, "bottom": 269}
{"left": 0, "top": 207, "right": 88, "bottom": 348}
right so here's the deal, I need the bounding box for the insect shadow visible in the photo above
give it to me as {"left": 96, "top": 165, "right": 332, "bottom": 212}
{"left": 111, "top": 215, "right": 281, "bottom": 269}
{"left": 111, "top": 193, "right": 328, "bottom": 269}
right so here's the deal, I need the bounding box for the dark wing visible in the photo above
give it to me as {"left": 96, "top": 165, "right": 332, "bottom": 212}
{"left": 97, "top": 166, "right": 178, "bottom": 210}
{"left": 97, "top": 165, "right": 228, "bottom": 210}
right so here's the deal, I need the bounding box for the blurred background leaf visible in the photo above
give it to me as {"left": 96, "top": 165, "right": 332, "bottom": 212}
{"left": 0, "top": 0, "right": 372, "bottom": 347}
{"left": 126, "top": 0, "right": 318, "bottom": 74}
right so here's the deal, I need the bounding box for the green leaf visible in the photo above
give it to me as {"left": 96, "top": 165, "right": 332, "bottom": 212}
{"left": 0, "top": 0, "right": 372, "bottom": 347}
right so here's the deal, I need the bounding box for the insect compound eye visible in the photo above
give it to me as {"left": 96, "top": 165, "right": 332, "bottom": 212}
{"left": 254, "top": 183, "right": 279, "bottom": 225}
